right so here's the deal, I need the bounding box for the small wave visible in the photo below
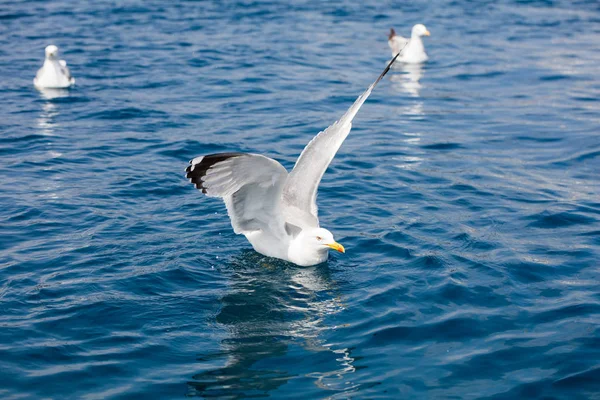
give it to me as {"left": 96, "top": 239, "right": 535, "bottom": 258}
{"left": 421, "top": 143, "right": 463, "bottom": 150}
{"left": 526, "top": 211, "right": 596, "bottom": 229}
{"left": 85, "top": 107, "right": 168, "bottom": 121}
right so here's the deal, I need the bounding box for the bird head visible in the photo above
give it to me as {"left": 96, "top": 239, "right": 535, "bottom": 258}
{"left": 45, "top": 45, "right": 59, "bottom": 59}
{"left": 304, "top": 227, "right": 345, "bottom": 254}
{"left": 412, "top": 24, "right": 431, "bottom": 38}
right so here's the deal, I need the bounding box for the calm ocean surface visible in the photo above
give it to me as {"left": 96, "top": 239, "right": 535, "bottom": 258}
{"left": 1, "top": 0, "right": 599, "bottom": 398}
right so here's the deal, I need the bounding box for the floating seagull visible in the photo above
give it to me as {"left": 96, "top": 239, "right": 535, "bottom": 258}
{"left": 186, "top": 54, "right": 400, "bottom": 266}
{"left": 34, "top": 45, "right": 75, "bottom": 89}
{"left": 388, "top": 24, "right": 430, "bottom": 64}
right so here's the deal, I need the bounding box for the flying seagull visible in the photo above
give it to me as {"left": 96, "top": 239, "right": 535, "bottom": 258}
{"left": 34, "top": 45, "right": 75, "bottom": 89}
{"left": 388, "top": 24, "right": 430, "bottom": 64}
{"left": 186, "top": 53, "right": 401, "bottom": 266}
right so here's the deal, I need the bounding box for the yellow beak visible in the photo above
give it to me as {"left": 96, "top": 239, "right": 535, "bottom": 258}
{"left": 326, "top": 242, "right": 345, "bottom": 253}
{"left": 424, "top": 30, "right": 431, "bottom": 36}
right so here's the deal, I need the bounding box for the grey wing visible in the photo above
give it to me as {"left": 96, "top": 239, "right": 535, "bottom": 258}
{"left": 281, "top": 54, "right": 401, "bottom": 226}
{"left": 186, "top": 153, "right": 288, "bottom": 235}
{"left": 389, "top": 35, "right": 409, "bottom": 55}
{"left": 59, "top": 60, "right": 72, "bottom": 81}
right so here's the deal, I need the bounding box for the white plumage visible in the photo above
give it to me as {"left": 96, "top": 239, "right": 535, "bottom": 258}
{"left": 34, "top": 45, "right": 75, "bottom": 89}
{"left": 186, "top": 54, "right": 401, "bottom": 266}
{"left": 388, "top": 24, "right": 430, "bottom": 64}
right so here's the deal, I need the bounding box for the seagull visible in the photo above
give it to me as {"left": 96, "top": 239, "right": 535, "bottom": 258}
{"left": 186, "top": 54, "right": 400, "bottom": 266}
{"left": 388, "top": 24, "right": 430, "bottom": 64}
{"left": 34, "top": 45, "right": 75, "bottom": 89}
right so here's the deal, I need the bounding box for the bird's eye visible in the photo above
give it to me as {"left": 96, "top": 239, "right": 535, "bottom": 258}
{"left": 316, "top": 236, "right": 322, "bottom": 241}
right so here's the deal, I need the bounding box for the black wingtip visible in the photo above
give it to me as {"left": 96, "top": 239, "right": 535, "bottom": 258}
{"left": 374, "top": 37, "right": 409, "bottom": 87}
{"left": 374, "top": 51, "right": 402, "bottom": 87}
{"left": 185, "top": 152, "right": 245, "bottom": 194}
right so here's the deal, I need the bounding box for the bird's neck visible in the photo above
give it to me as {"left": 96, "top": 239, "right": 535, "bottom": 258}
{"left": 407, "top": 36, "right": 425, "bottom": 53}
{"left": 410, "top": 34, "right": 423, "bottom": 44}
{"left": 43, "top": 58, "right": 60, "bottom": 69}
{"left": 287, "top": 237, "right": 328, "bottom": 267}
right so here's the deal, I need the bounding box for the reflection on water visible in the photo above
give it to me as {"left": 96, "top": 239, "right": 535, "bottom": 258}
{"left": 36, "top": 88, "right": 69, "bottom": 136}
{"left": 401, "top": 131, "right": 422, "bottom": 145}
{"left": 400, "top": 101, "right": 425, "bottom": 118}
{"left": 37, "top": 101, "right": 59, "bottom": 136}
{"left": 35, "top": 89, "right": 67, "bottom": 200}
{"left": 37, "top": 87, "right": 70, "bottom": 101}
{"left": 188, "top": 252, "right": 355, "bottom": 398}
{"left": 394, "top": 132, "right": 424, "bottom": 170}
{"left": 390, "top": 63, "right": 424, "bottom": 97}
{"left": 390, "top": 64, "right": 427, "bottom": 121}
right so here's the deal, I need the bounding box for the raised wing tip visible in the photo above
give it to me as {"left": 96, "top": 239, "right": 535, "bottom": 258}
{"left": 374, "top": 51, "right": 402, "bottom": 87}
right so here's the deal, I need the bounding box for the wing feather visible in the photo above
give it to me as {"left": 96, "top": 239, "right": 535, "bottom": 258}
{"left": 281, "top": 54, "right": 401, "bottom": 225}
{"left": 186, "top": 153, "right": 288, "bottom": 235}
{"left": 389, "top": 35, "right": 409, "bottom": 55}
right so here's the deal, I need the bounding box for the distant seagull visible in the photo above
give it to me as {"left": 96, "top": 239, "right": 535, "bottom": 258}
{"left": 186, "top": 54, "right": 401, "bottom": 267}
{"left": 34, "top": 45, "right": 75, "bottom": 89}
{"left": 388, "top": 24, "right": 430, "bottom": 64}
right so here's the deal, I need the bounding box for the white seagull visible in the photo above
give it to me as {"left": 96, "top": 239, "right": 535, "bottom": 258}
{"left": 34, "top": 45, "right": 75, "bottom": 89}
{"left": 186, "top": 54, "right": 400, "bottom": 266}
{"left": 388, "top": 24, "right": 430, "bottom": 64}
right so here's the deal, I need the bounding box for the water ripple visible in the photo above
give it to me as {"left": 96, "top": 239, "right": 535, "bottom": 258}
{"left": 0, "top": 0, "right": 599, "bottom": 398}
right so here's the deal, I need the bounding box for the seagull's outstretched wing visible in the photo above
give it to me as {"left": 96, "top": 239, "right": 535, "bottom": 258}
{"left": 282, "top": 54, "right": 400, "bottom": 225}
{"left": 186, "top": 153, "right": 288, "bottom": 235}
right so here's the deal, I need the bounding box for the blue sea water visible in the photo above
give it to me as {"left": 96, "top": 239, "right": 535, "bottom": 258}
{"left": 1, "top": 0, "right": 600, "bottom": 398}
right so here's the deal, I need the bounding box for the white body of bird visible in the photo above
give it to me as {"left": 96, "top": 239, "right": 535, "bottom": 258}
{"left": 388, "top": 24, "right": 430, "bottom": 64}
{"left": 34, "top": 45, "right": 75, "bottom": 89}
{"left": 186, "top": 54, "right": 401, "bottom": 266}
